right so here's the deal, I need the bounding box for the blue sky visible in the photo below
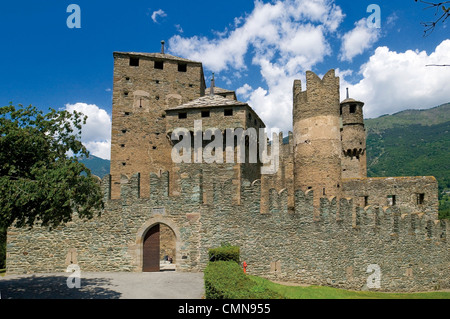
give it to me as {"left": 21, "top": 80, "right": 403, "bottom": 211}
{"left": 1, "top": 0, "right": 449, "bottom": 159}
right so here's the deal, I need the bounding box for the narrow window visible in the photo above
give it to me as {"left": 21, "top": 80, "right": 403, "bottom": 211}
{"left": 364, "top": 196, "right": 369, "bottom": 207}
{"left": 248, "top": 113, "right": 252, "bottom": 120}
{"left": 124, "top": 112, "right": 130, "bottom": 116}
{"left": 189, "top": 84, "right": 194, "bottom": 88}
{"left": 224, "top": 109, "right": 233, "bottom": 116}
{"left": 178, "top": 112, "right": 187, "bottom": 119}
{"left": 201, "top": 110, "right": 210, "bottom": 118}
{"left": 307, "top": 186, "right": 312, "bottom": 190}
{"left": 129, "top": 57, "right": 139, "bottom": 66}
{"left": 152, "top": 146, "right": 157, "bottom": 150}
{"left": 122, "top": 162, "right": 126, "bottom": 166}
{"left": 121, "top": 129, "right": 127, "bottom": 134}
{"left": 387, "top": 195, "right": 396, "bottom": 206}
{"left": 155, "top": 80, "right": 160, "bottom": 84}
{"left": 120, "top": 144, "right": 125, "bottom": 148}
{"left": 350, "top": 104, "right": 356, "bottom": 113}
{"left": 154, "top": 60, "right": 164, "bottom": 70}
{"left": 323, "top": 188, "right": 326, "bottom": 196}
{"left": 178, "top": 63, "right": 187, "bottom": 72}
{"left": 124, "top": 92, "right": 129, "bottom": 97}
{"left": 417, "top": 193, "right": 425, "bottom": 205}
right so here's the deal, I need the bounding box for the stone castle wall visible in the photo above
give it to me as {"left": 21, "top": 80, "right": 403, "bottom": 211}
{"left": 6, "top": 171, "right": 448, "bottom": 292}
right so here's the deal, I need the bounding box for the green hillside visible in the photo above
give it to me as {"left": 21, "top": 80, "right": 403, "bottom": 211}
{"left": 365, "top": 103, "right": 450, "bottom": 191}
{"left": 79, "top": 155, "right": 110, "bottom": 178}
{"left": 365, "top": 103, "right": 450, "bottom": 131}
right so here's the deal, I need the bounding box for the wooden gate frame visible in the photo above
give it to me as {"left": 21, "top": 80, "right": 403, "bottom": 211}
{"left": 135, "top": 217, "right": 181, "bottom": 272}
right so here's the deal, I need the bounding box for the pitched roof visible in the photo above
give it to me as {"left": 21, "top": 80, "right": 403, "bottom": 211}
{"left": 166, "top": 95, "right": 248, "bottom": 111}
{"left": 113, "top": 51, "right": 202, "bottom": 64}
{"left": 340, "top": 98, "right": 364, "bottom": 105}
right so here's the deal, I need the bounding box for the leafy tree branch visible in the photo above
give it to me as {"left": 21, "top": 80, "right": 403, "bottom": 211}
{"left": 0, "top": 104, "right": 104, "bottom": 230}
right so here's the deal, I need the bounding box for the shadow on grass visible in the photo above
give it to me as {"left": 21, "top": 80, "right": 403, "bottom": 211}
{"left": 0, "top": 274, "right": 121, "bottom": 299}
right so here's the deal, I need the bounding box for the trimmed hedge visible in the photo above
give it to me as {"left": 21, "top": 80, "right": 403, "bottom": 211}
{"left": 208, "top": 245, "right": 240, "bottom": 264}
{"left": 204, "top": 261, "right": 283, "bottom": 299}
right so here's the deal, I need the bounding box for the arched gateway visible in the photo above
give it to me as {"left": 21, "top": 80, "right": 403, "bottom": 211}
{"left": 137, "top": 218, "right": 179, "bottom": 272}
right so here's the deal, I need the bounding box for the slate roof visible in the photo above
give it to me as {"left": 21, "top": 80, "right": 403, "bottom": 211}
{"left": 340, "top": 97, "right": 364, "bottom": 104}
{"left": 166, "top": 95, "right": 248, "bottom": 111}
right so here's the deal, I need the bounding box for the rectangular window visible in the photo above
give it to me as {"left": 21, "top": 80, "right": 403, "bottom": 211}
{"left": 178, "top": 112, "right": 187, "bottom": 119}
{"left": 224, "top": 109, "right": 233, "bottom": 116}
{"left": 387, "top": 195, "right": 396, "bottom": 206}
{"left": 417, "top": 193, "right": 425, "bottom": 205}
{"left": 364, "top": 196, "right": 369, "bottom": 207}
{"left": 129, "top": 57, "right": 139, "bottom": 67}
{"left": 350, "top": 104, "right": 356, "bottom": 113}
{"left": 178, "top": 63, "right": 187, "bottom": 72}
{"left": 154, "top": 60, "right": 164, "bottom": 70}
{"left": 201, "top": 110, "right": 210, "bottom": 118}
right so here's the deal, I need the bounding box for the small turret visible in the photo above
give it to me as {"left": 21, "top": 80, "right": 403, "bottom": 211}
{"left": 340, "top": 89, "right": 367, "bottom": 179}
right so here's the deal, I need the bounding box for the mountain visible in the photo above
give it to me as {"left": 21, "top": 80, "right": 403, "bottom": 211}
{"left": 365, "top": 103, "right": 450, "bottom": 195}
{"left": 79, "top": 155, "right": 110, "bottom": 178}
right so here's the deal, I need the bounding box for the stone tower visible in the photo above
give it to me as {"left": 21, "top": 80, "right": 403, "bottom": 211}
{"left": 110, "top": 46, "right": 206, "bottom": 198}
{"left": 292, "top": 70, "right": 342, "bottom": 212}
{"left": 340, "top": 90, "right": 367, "bottom": 179}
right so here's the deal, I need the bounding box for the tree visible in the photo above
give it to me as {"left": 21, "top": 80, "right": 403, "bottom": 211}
{"left": 415, "top": 0, "right": 450, "bottom": 36}
{"left": 0, "top": 104, "right": 104, "bottom": 230}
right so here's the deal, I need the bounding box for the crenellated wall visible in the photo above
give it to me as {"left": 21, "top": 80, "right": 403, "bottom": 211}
{"left": 6, "top": 170, "right": 448, "bottom": 292}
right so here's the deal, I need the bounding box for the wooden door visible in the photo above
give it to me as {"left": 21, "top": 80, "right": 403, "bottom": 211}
{"left": 143, "top": 224, "right": 160, "bottom": 272}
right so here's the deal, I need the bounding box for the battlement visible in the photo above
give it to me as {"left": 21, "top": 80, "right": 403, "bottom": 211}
{"left": 100, "top": 170, "right": 446, "bottom": 244}
{"left": 293, "top": 70, "right": 340, "bottom": 119}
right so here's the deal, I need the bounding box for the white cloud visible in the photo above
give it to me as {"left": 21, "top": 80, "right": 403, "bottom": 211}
{"left": 151, "top": 9, "right": 167, "bottom": 23}
{"left": 343, "top": 40, "right": 450, "bottom": 118}
{"left": 175, "top": 24, "right": 183, "bottom": 33}
{"left": 168, "top": 0, "right": 344, "bottom": 133}
{"left": 236, "top": 83, "right": 253, "bottom": 98}
{"left": 340, "top": 18, "right": 381, "bottom": 62}
{"left": 65, "top": 103, "right": 111, "bottom": 160}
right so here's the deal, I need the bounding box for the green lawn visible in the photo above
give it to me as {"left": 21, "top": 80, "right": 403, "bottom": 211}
{"left": 248, "top": 275, "right": 450, "bottom": 299}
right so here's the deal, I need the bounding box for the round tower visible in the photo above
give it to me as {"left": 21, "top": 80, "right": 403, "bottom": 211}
{"left": 340, "top": 89, "right": 367, "bottom": 179}
{"left": 292, "top": 70, "right": 342, "bottom": 213}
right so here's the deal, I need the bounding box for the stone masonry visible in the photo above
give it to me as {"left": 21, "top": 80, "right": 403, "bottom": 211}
{"left": 6, "top": 49, "right": 448, "bottom": 292}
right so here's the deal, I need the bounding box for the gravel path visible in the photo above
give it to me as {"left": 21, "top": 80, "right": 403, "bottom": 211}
{"left": 0, "top": 271, "right": 205, "bottom": 299}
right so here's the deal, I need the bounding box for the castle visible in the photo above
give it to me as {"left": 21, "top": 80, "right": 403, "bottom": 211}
{"left": 6, "top": 44, "right": 448, "bottom": 292}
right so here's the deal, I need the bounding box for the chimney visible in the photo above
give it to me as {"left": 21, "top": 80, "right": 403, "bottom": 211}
{"left": 210, "top": 73, "right": 215, "bottom": 96}
{"left": 161, "top": 40, "right": 165, "bottom": 54}
{"left": 346, "top": 87, "right": 349, "bottom": 99}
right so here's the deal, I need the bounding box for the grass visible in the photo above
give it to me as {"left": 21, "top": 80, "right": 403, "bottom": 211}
{"left": 248, "top": 275, "right": 450, "bottom": 299}
{"left": 0, "top": 269, "right": 5, "bottom": 277}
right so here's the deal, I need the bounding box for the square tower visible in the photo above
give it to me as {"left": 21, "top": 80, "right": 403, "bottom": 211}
{"left": 110, "top": 50, "right": 206, "bottom": 198}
